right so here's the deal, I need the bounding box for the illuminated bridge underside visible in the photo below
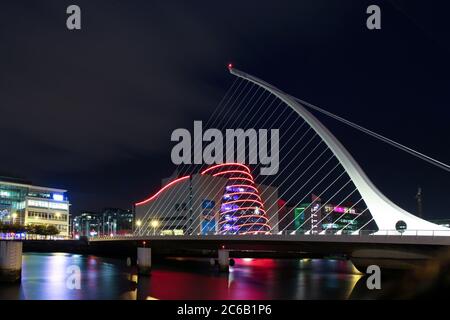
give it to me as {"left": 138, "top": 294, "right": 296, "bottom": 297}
{"left": 229, "top": 68, "right": 448, "bottom": 236}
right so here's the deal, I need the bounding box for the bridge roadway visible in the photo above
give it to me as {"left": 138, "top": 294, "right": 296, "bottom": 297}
{"left": 89, "top": 233, "right": 450, "bottom": 246}
{"left": 88, "top": 233, "right": 450, "bottom": 272}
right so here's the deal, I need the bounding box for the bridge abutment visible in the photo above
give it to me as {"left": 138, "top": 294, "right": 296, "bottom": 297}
{"left": 0, "top": 241, "right": 22, "bottom": 283}
{"left": 137, "top": 247, "right": 151, "bottom": 275}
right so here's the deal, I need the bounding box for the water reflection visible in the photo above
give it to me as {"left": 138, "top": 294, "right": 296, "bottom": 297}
{"left": 0, "top": 253, "right": 383, "bottom": 300}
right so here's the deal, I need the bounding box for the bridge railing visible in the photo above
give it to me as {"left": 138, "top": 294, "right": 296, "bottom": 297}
{"left": 89, "top": 229, "right": 450, "bottom": 240}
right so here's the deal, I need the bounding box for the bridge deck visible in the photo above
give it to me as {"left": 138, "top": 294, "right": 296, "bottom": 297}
{"left": 89, "top": 234, "right": 450, "bottom": 246}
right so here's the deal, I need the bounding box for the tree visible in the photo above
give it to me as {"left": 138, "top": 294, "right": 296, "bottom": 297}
{"left": 0, "top": 222, "right": 26, "bottom": 234}
{"left": 45, "top": 225, "right": 60, "bottom": 238}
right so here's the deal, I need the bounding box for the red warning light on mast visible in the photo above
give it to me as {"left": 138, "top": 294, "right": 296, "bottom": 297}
{"left": 227, "top": 63, "right": 233, "bottom": 69}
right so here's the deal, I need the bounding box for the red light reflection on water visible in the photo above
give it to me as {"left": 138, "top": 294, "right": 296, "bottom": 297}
{"left": 141, "top": 258, "right": 280, "bottom": 300}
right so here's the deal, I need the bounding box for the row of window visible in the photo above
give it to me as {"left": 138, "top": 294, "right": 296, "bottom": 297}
{"left": 175, "top": 203, "right": 188, "bottom": 211}
{"left": 28, "top": 211, "right": 68, "bottom": 221}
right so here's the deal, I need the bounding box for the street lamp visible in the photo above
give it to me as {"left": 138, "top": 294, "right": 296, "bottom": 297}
{"left": 135, "top": 219, "right": 142, "bottom": 233}
{"left": 150, "top": 220, "right": 159, "bottom": 235}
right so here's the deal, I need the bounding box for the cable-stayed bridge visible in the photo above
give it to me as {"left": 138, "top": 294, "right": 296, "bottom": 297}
{"left": 87, "top": 66, "right": 450, "bottom": 272}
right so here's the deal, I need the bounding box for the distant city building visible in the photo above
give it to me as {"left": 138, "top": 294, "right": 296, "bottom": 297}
{"left": 0, "top": 177, "right": 70, "bottom": 237}
{"left": 276, "top": 199, "right": 293, "bottom": 231}
{"left": 289, "top": 195, "right": 369, "bottom": 234}
{"left": 134, "top": 163, "right": 280, "bottom": 235}
{"left": 73, "top": 211, "right": 100, "bottom": 238}
{"left": 72, "top": 208, "right": 134, "bottom": 238}
{"left": 100, "top": 208, "right": 134, "bottom": 236}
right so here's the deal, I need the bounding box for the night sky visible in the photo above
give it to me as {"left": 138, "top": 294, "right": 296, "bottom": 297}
{"left": 0, "top": 1, "right": 449, "bottom": 219}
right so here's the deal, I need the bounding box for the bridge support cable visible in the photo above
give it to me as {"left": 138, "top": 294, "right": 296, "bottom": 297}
{"left": 335, "top": 207, "right": 370, "bottom": 235}
{"left": 136, "top": 78, "right": 243, "bottom": 235}
{"left": 193, "top": 115, "right": 308, "bottom": 235}
{"left": 222, "top": 72, "right": 374, "bottom": 235}
{"left": 233, "top": 140, "right": 330, "bottom": 233}
{"left": 217, "top": 83, "right": 370, "bottom": 235}
{"left": 270, "top": 161, "right": 342, "bottom": 233}
{"left": 137, "top": 79, "right": 245, "bottom": 235}
{"left": 292, "top": 96, "right": 450, "bottom": 173}
{"left": 353, "top": 218, "right": 374, "bottom": 235}
{"left": 185, "top": 87, "right": 308, "bottom": 235}
{"left": 186, "top": 100, "right": 287, "bottom": 235}
{"left": 280, "top": 170, "right": 348, "bottom": 234}
{"left": 229, "top": 67, "right": 449, "bottom": 235}
{"left": 152, "top": 83, "right": 266, "bottom": 234}
{"left": 197, "top": 79, "right": 369, "bottom": 236}
{"left": 327, "top": 197, "right": 364, "bottom": 233}
{"left": 215, "top": 127, "right": 318, "bottom": 234}
{"left": 313, "top": 188, "right": 359, "bottom": 234}
{"left": 175, "top": 89, "right": 277, "bottom": 234}
{"left": 256, "top": 151, "right": 341, "bottom": 233}
{"left": 169, "top": 79, "right": 251, "bottom": 181}
{"left": 175, "top": 78, "right": 247, "bottom": 178}
{"left": 175, "top": 91, "right": 275, "bottom": 233}
{"left": 293, "top": 179, "right": 354, "bottom": 235}
{"left": 168, "top": 86, "right": 275, "bottom": 234}
{"left": 193, "top": 102, "right": 290, "bottom": 235}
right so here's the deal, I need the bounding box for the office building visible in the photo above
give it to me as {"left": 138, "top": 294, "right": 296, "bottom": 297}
{"left": 0, "top": 177, "right": 70, "bottom": 237}
{"left": 72, "top": 208, "right": 134, "bottom": 238}
{"left": 292, "top": 195, "right": 366, "bottom": 234}
{"left": 100, "top": 208, "right": 134, "bottom": 236}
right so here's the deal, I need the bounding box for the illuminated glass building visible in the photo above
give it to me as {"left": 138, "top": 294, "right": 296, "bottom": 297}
{"left": 201, "top": 163, "right": 271, "bottom": 234}
{"left": 100, "top": 208, "right": 134, "bottom": 236}
{"left": 134, "top": 163, "right": 278, "bottom": 235}
{"left": 0, "top": 177, "right": 70, "bottom": 237}
{"left": 72, "top": 208, "right": 134, "bottom": 238}
{"left": 73, "top": 211, "right": 100, "bottom": 238}
{"left": 292, "top": 196, "right": 366, "bottom": 234}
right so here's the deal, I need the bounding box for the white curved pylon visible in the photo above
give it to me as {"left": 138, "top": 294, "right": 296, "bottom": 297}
{"left": 229, "top": 67, "right": 449, "bottom": 236}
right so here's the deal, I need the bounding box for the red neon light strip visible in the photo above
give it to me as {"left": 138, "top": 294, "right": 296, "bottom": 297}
{"left": 135, "top": 176, "right": 190, "bottom": 206}
{"left": 219, "top": 215, "right": 269, "bottom": 225}
{"left": 220, "top": 206, "right": 266, "bottom": 216}
{"left": 201, "top": 163, "right": 251, "bottom": 175}
{"left": 213, "top": 170, "right": 253, "bottom": 179}
{"left": 222, "top": 199, "right": 264, "bottom": 207}
{"left": 219, "top": 222, "right": 271, "bottom": 232}
{"left": 228, "top": 177, "right": 255, "bottom": 184}
{"left": 237, "top": 222, "right": 271, "bottom": 230}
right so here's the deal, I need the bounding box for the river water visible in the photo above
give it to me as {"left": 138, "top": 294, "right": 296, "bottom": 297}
{"left": 0, "top": 252, "right": 380, "bottom": 300}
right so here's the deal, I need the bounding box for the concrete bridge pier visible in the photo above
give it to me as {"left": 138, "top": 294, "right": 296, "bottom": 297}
{"left": 137, "top": 247, "right": 151, "bottom": 276}
{"left": 218, "top": 249, "right": 229, "bottom": 272}
{"left": 0, "top": 241, "right": 22, "bottom": 282}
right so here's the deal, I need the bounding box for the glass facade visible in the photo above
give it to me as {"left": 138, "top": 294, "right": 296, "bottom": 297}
{"left": 0, "top": 179, "right": 70, "bottom": 237}
{"left": 292, "top": 201, "right": 363, "bottom": 234}
{"left": 72, "top": 208, "right": 134, "bottom": 237}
